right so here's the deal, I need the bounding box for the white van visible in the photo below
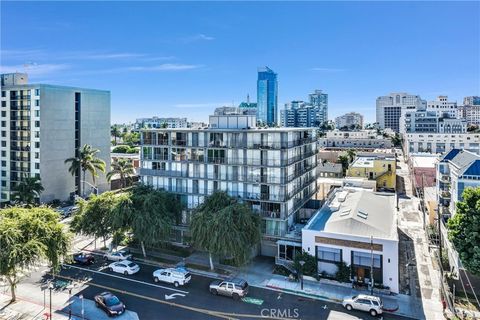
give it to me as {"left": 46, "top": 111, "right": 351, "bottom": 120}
{"left": 152, "top": 268, "right": 191, "bottom": 287}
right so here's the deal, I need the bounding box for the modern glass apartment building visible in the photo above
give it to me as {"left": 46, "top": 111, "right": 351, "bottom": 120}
{"left": 0, "top": 73, "right": 110, "bottom": 204}
{"left": 257, "top": 67, "right": 278, "bottom": 126}
{"left": 140, "top": 113, "right": 318, "bottom": 256}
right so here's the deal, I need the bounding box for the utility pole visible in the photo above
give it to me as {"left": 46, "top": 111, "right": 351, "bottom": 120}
{"left": 370, "top": 235, "right": 374, "bottom": 295}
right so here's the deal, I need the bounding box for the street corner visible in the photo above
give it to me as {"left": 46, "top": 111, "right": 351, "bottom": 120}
{"left": 64, "top": 296, "right": 139, "bottom": 320}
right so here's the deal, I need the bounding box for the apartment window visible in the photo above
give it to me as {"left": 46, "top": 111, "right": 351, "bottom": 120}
{"left": 1, "top": 181, "right": 5, "bottom": 187}
{"left": 34, "top": 131, "right": 40, "bottom": 138}
{"left": 1, "top": 131, "right": 5, "bottom": 137}
{"left": 35, "top": 121, "right": 40, "bottom": 128}
{"left": 35, "top": 163, "right": 40, "bottom": 169}
{"left": 1, "top": 101, "right": 5, "bottom": 107}
{"left": 35, "top": 142, "right": 40, "bottom": 148}
{"left": 1, "top": 161, "right": 6, "bottom": 167}
{"left": 35, "top": 173, "right": 40, "bottom": 178}
{"left": 1, "top": 141, "right": 5, "bottom": 147}
{"left": 1, "top": 91, "right": 5, "bottom": 97}
{"left": 35, "top": 89, "right": 40, "bottom": 96}
{"left": 1, "top": 171, "right": 5, "bottom": 177}
{"left": 1, "top": 151, "right": 5, "bottom": 157}
{"left": 35, "top": 100, "right": 40, "bottom": 107}
{"left": 1, "top": 121, "right": 5, "bottom": 127}
{"left": 1, "top": 111, "right": 5, "bottom": 117}
{"left": 35, "top": 152, "right": 39, "bottom": 159}
{"left": 35, "top": 110, "right": 40, "bottom": 117}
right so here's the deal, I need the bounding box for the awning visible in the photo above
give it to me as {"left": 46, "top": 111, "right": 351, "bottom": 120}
{"left": 277, "top": 239, "right": 302, "bottom": 247}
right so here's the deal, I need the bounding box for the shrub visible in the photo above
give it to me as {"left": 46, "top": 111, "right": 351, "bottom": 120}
{"left": 293, "top": 251, "right": 317, "bottom": 277}
{"left": 127, "top": 146, "right": 140, "bottom": 154}
{"left": 335, "top": 261, "right": 351, "bottom": 283}
{"left": 112, "top": 145, "right": 130, "bottom": 153}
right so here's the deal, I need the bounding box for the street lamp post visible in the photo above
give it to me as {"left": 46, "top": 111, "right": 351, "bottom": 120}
{"left": 48, "top": 282, "right": 54, "bottom": 320}
{"left": 79, "top": 294, "right": 84, "bottom": 320}
{"left": 299, "top": 260, "right": 306, "bottom": 291}
{"left": 370, "top": 236, "right": 374, "bottom": 295}
{"left": 66, "top": 284, "right": 74, "bottom": 320}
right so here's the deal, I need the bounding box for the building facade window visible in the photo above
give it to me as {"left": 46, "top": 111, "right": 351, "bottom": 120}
{"left": 317, "top": 246, "right": 341, "bottom": 263}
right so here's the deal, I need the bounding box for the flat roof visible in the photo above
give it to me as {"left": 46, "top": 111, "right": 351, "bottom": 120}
{"left": 350, "top": 156, "right": 395, "bottom": 168}
{"left": 141, "top": 127, "right": 317, "bottom": 132}
{"left": 305, "top": 188, "right": 397, "bottom": 240}
{"left": 411, "top": 154, "right": 438, "bottom": 168}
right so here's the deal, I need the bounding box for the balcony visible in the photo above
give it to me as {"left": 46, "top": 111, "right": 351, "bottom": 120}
{"left": 440, "top": 175, "right": 451, "bottom": 184}
{"left": 10, "top": 95, "right": 31, "bottom": 100}
{"left": 440, "top": 191, "right": 451, "bottom": 199}
{"left": 10, "top": 105, "right": 31, "bottom": 111}
{"left": 10, "top": 146, "right": 31, "bottom": 152}
{"left": 10, "top": 126, "right": 31, "bottom": 131}
{"left": 11, "top": 136, "right": 31, "bottom": 141}
{"left": 10, "top": 116, "right": 31, "bottom": 121}
{"left": 11, "top": 166, "right": 31, "bottom": 172}
{"left": 11, "top": 156, "right": 31, "bottom": 162}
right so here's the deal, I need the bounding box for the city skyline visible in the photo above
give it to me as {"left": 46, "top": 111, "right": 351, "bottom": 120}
{"left": 1, "top": 1, "right": 479, "bottom": 124}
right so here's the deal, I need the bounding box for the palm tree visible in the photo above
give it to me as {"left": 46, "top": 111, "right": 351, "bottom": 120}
{"left": 65, "top": 144, "right": 106, "bottom": 197}
{"left": 338, "top": 155, "right": 350, "bottom": 175}
{"left": 346, "top": 149, "right": 356, "bottom": 163}
{"left": 106, "top": 159, "right": 135, "bottom": 189}
{"left": 12, "top": 176, "right": 44, "bottom": 205}
{"left": 111, "top": 126, "right": 121, "bottom": 146}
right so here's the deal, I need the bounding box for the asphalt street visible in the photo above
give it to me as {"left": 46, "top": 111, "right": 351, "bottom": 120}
{"left": 49, "top": 255, "right": 415, "bottom": 320}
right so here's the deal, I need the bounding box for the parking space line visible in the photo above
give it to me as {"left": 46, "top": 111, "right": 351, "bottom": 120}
{"left": 63, "top": 264, "right": 189, "bottom": 295}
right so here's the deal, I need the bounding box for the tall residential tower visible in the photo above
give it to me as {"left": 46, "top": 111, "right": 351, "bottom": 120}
{"left": 257, "top": 67, "right": 278, "bottom": 126}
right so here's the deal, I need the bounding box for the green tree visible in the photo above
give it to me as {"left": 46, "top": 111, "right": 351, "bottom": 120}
{"left": 106, "top": 159, "right": 135, "bottom": 189}
{"left": 293, "top": 251, "right": 317, "bottom": 277}
{"left": 335, "top": 261, "right": 351, "bottom": 282}
{"left": 65, "top": 144, "right": 106, "bottom": 197}
{"left": 111, "top": 125, "right": 122, "bottom": 146}
{"left": 346, "top": 149, "right": 356, "bottom": 163}
{"left": 391, "top": 133, "right": 402, "bottom": 147}
{"left": 70, "top": 193, "right": 117, "bottom": 248}
{"left": 122, "top": 132, "right": 140, "bottom": 146}
{"left": 12, "top": 176, "right": 44, "bottom": 206}
{"left": 191, "top": 191, "right": 261, "bottom": 270}
{"left": 447, "top": 187, "right": 480, "bottom": 275}
{"left": 0, "top": 207, "right": 71, "bottom": 302}
{"left": 338, "top": 155, "right": 350, "bottom": 175}
{"left": 110, "top": 185, "right": 181, "bottom": 257}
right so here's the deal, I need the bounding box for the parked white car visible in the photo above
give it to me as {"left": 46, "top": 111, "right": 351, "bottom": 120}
{"left": 108, "top": 261, "right": 140, "bottom": 275}
{"left": 342, "top": 294, "right": 383, "bottom": 317}
{"left": 104, "top": 250, "right": 132, "bottom": 262}
{"left": 152, "top": 268, "right": 191, "bottom": 287}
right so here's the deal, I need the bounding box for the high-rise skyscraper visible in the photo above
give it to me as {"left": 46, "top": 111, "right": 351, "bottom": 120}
{"left": 0, "top": 73, "right": 110, "bottom": 204}
{"left": 309, "top": 90, "right": 328, "bottom": 125}
{"left": 257, "top": 67, "right": 278, "bottom": 126}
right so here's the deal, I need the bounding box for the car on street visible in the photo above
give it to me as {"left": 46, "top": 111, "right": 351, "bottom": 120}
{"left": 209, "top": 278, "right": 248, "bottom": 300}
{"left": 342, "top": 294, "right": 383, "bottom": 317}
{"left": 94, "top": 291, "right": 126, "bottom": 317}
{"left": 152, "top": 268, "right": 191, "bottom": 287}
{"left": 104, "top": 250, "right": 133, "bottom": 261}
{"left": 108, "top": 261, "right": 140, "bottom": 275}
{"left": 73, "top": 252, "right": 95, "bottom": 265}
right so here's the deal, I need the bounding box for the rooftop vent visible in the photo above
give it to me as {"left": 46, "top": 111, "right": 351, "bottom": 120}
{"left": 357, "top": 210, "right": 368, "bottom": 219}
{"left": 340, "top": 209, "right": 351, "bottom": 217}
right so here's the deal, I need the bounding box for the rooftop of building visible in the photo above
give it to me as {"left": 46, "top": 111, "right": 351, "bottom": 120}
{"left": 350, "top": 155, "right": 395, "bottom": 168}
{"left": 318, "top": 162, "right": 343, "bottom": 173}
{"left": 2, "top": 82, "right": 110, "bottom": 93}
{"left": 305, "top": 188, "right": 397, "bottom": 240}
{"left": 410, "top": 154, "right": 438, "bottom": 168}
{"left": 141, "top": 126, "right": 317, "bottom": 132}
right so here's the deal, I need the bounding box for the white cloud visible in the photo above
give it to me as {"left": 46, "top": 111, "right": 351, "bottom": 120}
{"left": 182, "top": 34, "right": 215, "bottom": 43}
{"left": 78, "top": 63, "right": 203, "bottom": 75}
{"left": 311, "top": 67, "right": 346, "bottom": 72}
{"left": 0, "top": 63, "right": 69, "bottom": 76}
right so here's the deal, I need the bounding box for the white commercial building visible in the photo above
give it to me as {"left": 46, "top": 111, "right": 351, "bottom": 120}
{"left": 404, "top": 133, "right": 480, "bottom": 158}
{"left": 302, "top": 187, "right": 399, "bottom": 293}
{"left": 376, "top": 92, "right": 426, "bottom": 132}
{"left": 135, "top": 117, "right": 188, "bottom": 129}
{"left": 426, "top": 95, "right": 458, "bottom": 118}
{"left": 335, "top": 112, "right": 364, "bottom": 129}
{"left": 401, "top": 110, "right": 467, "bottom": 134}
{"left": 318, "top": 130, "right": 392, "bottom": 149}
{"left": 0, "top": 73, "right": 110, "bottom": 204}
{"left": 458, "top": 104, "right": 480, "bottom": 126}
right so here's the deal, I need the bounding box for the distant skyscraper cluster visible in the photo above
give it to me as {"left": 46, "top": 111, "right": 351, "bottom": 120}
{"left": 280, "top": 90, "right": 328, "bottom": 128}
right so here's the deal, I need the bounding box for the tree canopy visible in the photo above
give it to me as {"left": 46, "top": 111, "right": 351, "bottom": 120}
{"left": 0, "top": 207, "right": 71, "bottom": 302}
{"left": 191, "top": 191, "right": 261, "bottom": 269}
{"left": 447, "top": 187, "right": 480, "bottom": 275}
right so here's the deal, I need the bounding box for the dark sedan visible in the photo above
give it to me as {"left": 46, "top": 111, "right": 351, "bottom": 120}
{"left": 94, "top": 292, "right": 126, "bottom": 317}
{"left": 73, "top": 253, "right": 95, "bottom": 265}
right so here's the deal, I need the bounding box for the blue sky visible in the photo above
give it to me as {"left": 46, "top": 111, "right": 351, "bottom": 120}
{"left": 1, "top": 1, "right": 479, "bottom": 124}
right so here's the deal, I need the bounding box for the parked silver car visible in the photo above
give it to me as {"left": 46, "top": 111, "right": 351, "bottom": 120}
{"left": 209, "top": 278, "right": 248, "bottom": 300}
{"left": 342, "top": 294, "right": 383, "bottom": 317}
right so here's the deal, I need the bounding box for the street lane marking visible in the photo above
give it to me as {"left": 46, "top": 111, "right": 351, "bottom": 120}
{"left": 165, "top": 293, "right": 186, "bottom": 300}
{"left": 241, "top": 297, "right": 264, "bottom": 305}
{"left": 51, "top": 273, "right": 293, "bottom": 320}
{"left": 63, "top": 264, "right": 189, "bottom": 295}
